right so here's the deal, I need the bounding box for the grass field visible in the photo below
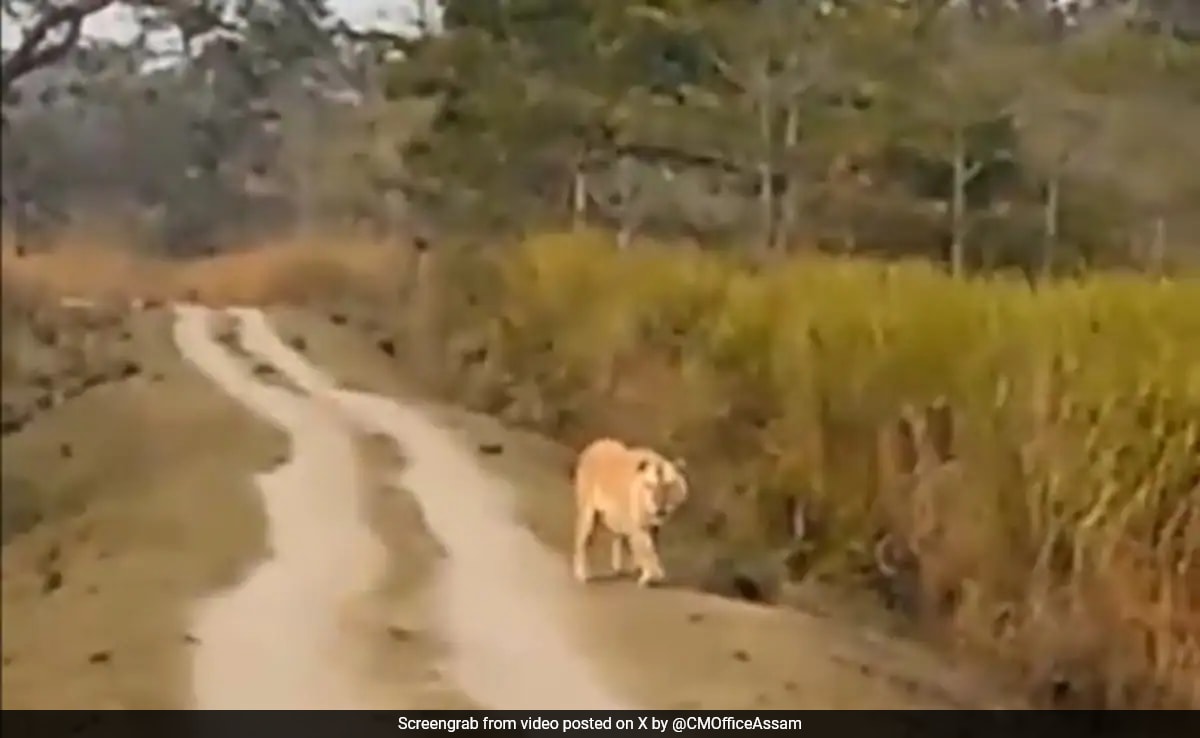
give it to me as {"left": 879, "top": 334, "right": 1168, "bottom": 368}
{"left": 3, "top": 227, "right": 1196, "bottom": 708}
{"left": 422, "top": 232, "right": 1199, "bottom": 709}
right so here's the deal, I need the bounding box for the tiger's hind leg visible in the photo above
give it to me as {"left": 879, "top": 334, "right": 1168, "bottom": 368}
{"left": 572, "top": 504, "right": 600, "bottom": 583}
{"left": 610, "top": 533, "right": 633, "bottom": 577}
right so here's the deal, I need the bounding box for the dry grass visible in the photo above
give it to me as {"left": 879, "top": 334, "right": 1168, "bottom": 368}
{"left": 5, "top": 226, "right": 1196, "bottom": 708}
{"left": 0, "top": 238, "right": 174, "bottom": 304}
{"left": 0, "top": 298, "right": 286, "bottom": 708}
{"left": 177, "top": 235, "right": 413, "bottom": 306}
{"left": 2, "top": 277, "right": 160, "bottom": 445}
{"left": 0, "top": 228, "right": 414, "bottom": 308}
{"left": 413, "top": 231, "right": 1199, "bottom": 710}
{"left": 270, "top": 306, "right": 412, "bottom": 396}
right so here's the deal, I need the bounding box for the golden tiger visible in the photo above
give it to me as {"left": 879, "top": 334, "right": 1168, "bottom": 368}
{"left": 572, "top": 438, "right": 689, "bottom": 587}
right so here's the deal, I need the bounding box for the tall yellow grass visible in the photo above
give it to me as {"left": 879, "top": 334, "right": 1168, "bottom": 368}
{"left": 424, "top": 230, "right": 1200, "bottom": 708}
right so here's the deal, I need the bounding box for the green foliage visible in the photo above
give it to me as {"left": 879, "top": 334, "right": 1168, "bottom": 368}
{"left": 391, "top": 1, "right": 1200, "bottom": 271}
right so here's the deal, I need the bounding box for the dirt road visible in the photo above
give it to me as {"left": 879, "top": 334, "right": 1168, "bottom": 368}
{"left": 176, "top": 305, "right": 627, "bottom": 709}
{"left": 176, "top": 305, "right": 396, "bottom": 709}
{"left": 174, "top": 304, "right": 1010, "bottom": 710}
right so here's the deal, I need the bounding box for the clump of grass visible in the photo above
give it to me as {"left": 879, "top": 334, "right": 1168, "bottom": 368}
{"left": 0, "top": 227, "right": 414, "bottom": 308}
{"left": 177, "top": 233, "right": 413, "bottom": 306}
{"left": 0, "top": 238, "right": 173, "bottom": 304}
{"left": 1, "top": 275, "right": 147, "bottom": 428}
{"left": 415, "top": 229, "right": 1200, "bottom": 709}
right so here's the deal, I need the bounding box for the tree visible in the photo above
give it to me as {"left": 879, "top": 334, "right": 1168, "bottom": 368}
{"left": 1, "top": 1, "right": 245, "bottom": 97}
{"left": 1, "top": 0, "right": 395, "bottom": 252}
{"left": 873, "top": 9, "right": 1033, "bottom": 275}
{"left": 1047, "top": 20, "right": 1200, "bottom": 271}
{"left": 1088, "top": 95, "right": 1200, "bottom": 273}
{"left": 2, "top": 0, "right": 117, "bottom": 97}
{"left": 1013, "top": 78, "right": 1107, "bottom": 278}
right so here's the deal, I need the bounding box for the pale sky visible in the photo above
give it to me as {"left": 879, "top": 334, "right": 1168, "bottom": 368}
{"left": 1, "top": 1, "right": 429, "bottom": 51}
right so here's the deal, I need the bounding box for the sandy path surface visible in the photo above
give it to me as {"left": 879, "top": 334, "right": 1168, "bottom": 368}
{"left": 232, "top": 307, "right": 630, "bottom": 710}
{"left": 175, "top": 305, "right": 396, "bottom": 709}
{"left": 176, "top": 305, "right": 628, "bottom": 709}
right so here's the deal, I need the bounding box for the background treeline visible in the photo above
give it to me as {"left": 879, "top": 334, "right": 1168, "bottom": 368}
{"left": 397, "top": 0, "right": 1200, "bottom": 279}
{"left": 4, "top": 1, "right": 1200, "bottom": 276}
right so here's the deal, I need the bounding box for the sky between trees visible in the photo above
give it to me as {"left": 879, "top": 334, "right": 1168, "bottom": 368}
{"left": 0, "top": 0, "right": 425, "bottom": 51}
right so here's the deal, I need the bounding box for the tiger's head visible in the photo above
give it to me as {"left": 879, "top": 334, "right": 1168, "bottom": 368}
{"left": 633, "top": 450, "right": 689, "bottom": 525}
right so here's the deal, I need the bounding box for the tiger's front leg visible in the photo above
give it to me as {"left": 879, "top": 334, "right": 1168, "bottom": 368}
{"left": 629, "top": 529, "right": 666, "bottom": 587}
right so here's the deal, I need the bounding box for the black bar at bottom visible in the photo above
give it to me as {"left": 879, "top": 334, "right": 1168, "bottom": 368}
{"left": 1, "top": 709, "right": 1190, "bottom": 738}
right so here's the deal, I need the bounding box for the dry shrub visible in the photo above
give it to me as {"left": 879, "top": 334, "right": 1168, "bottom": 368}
{"left": 1, "top": 241, "right": 172, "bottom": 304}
{"left": 0, "top": 227, "right": 412, "bottom": 308}
{"left": 1, "top": 268, "right": 146, "bottom": 443}
{"left": 417, "top": 229, "right": 1200, "bottom": 708}
{"left": 176, "top": 233, "right": 412, "bottom": 306}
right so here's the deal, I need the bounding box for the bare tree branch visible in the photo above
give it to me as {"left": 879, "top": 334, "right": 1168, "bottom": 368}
{"left": 2, "top": 0, "right": 117, "bottom": 98}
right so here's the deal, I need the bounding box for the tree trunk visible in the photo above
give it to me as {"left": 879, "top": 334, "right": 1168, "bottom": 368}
{"left": 11, "top": 201, "right": 26, "bottom": 256}
{"left": 408, "top": 247, "right": 439, "bottom": 385}
{"left": 773, "top": 102, "right": 799, "bottom": 252}
{"left": 295, "top": 104, "right": 318, "bottom": 234}
{"left": 1150, "top": 216, "right": 1167, "bottom": 276}
{"left": 616, "top": 155, "right": 635, "bottom": 249}
{"left": 757, "top": 65, "right": 775, "bottom": 254}
{"left": 571, "top": 159, "right": 588, "bottom": 231}
{"left": 416, "top": 0, "right": 437, "bottom": 34}
{"left": 1040, "top": 175, "right": 1060, "bottom": 281}
{"left": 949, "top": 126, "right": 968, "bottom": 277}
